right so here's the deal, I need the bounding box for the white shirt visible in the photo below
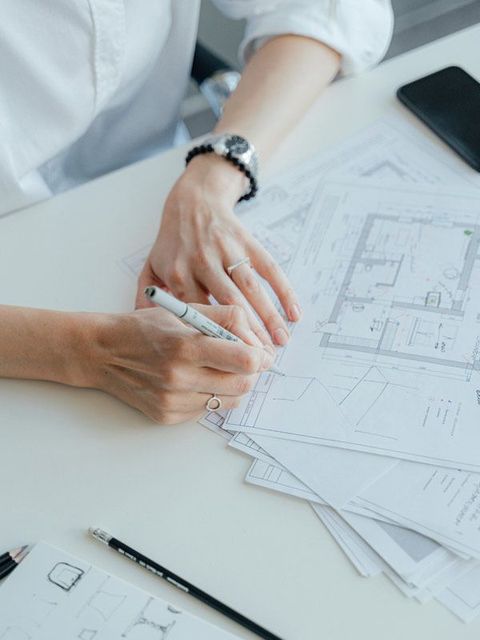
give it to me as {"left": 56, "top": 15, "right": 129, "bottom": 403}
{"left": 0, "top": 1, "right": 393, "bottom": 217}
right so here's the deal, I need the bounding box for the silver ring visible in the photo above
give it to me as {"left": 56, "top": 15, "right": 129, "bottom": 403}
{"left": 206, "top": 394, "right": 222, "bottom": 412}
{"left": 226, "top": 256, "right": 251, "bottom": 276}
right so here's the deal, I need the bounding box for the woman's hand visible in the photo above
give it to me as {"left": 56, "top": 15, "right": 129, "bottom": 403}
{"left": 81, "top": 303, "right": 274, "bottom": 424}
{"left": 136, "top": 154, "right": 301, "bottom": 346}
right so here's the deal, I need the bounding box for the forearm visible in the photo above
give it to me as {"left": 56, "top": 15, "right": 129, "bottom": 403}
{"left": 214, "top": 35, "right": 340, "bottom": 161}
{"left": 0, "top": 305, "right": 94, "bottom": 386}
{"left": 143, "top": 37, "right": 339, "bottom": 334}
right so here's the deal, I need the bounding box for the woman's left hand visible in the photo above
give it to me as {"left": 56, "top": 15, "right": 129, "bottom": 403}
{"left": 136, "top": 154, "right": 301, "bottom": 346}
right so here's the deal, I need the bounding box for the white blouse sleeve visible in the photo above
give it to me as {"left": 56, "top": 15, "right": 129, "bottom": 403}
{"left": 211, "top": 0, "right": 394, "bottom": 76}
{"left": 0, "top": 0, "right": 123, "bottom": 216}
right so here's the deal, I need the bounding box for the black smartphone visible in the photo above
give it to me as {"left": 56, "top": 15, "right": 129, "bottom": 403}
{"left": 397, "top": 66, "right": 480, "bottom": 172}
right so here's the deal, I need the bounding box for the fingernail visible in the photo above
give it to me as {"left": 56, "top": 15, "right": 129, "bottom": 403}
{"left": 273, "top": 327, "right": 289, "bottom": 346}
{"left": 262, "top": 349, "right": 275, "bottom": 371}
{"left": 289, "top": 304, "right": 302, "bottom": 322}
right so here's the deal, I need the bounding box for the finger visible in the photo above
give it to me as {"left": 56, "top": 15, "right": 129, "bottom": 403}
{"left": 229, "top": 262, "right": 290, "bottom": 347}
{"left": 248, "top": 237, "right": 302, "bottom": 323}
{"left": 178, "top": 279, "right": 211, "bottom": 305}
{"left": 184, "top": 367, "right": 256, "bottom": 397}
{"left": 193, "top": 304, "right": 263, "bottom": 348}
{"left": 201, "top": 268, "right": 273, "bottom": 347}
{"left": 163, "top": 263, "right": 200, "bottom": 304}
{"left": 248, "top": 317, "right": 273, "bottom": 350}
{"left": 136, "top": 260, "right": 166, "bottom": 309}
{"left": 162, "top": 392, "right": 242, "bottom": 415}
{"left": 138, "top": 259, "right": 210, "bottom": 308}
{"left": 196, "top": 337, "right": 275, "bottom": 375}
{"left": 198, "top": 392, "right": 242, "bottom": 412}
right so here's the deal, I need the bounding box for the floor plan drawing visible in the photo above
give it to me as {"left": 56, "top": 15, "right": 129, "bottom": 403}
{"left": 319, "top": 210, "right": 480, "bottom": 382}
{"left": 225, "top": 183, "right": 480, "bottom": 471}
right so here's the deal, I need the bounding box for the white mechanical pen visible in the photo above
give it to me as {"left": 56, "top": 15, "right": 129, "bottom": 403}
{"left": 144, "top": 286, "right": 285, "bottom": 376}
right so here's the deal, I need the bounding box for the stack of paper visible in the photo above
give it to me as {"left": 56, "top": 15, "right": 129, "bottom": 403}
{"left": 200, "top": 115, "right": 480, "bottom": 623}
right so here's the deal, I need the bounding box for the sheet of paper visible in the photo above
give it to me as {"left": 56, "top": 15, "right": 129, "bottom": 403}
{"left": 226, "top": 182, "right": 480, "bottom": 472}
{"left": 313, "top": 507, "right": 472, "bottom": 605}
{"left": 241, "top": 453, "right": 471, "bottom": 590}
{"left": 245, "top": 457, "right": 326, "bottom": 504}
{"left": 312, "top": 504, "right": 383, "bottom": 578}
{"left": 0, "top": 543, "right": 240, "bottom": 640}
{"left": 192, "top": 114, "right": 480, "bottom": 625}
{"left": 250, "top": 433, "right": 395, "bottom": 508}
{"left": 251, "top": 449, "right": 462, "bottom": 591}
{"left": 199, "top": 114, "right": 480, "bottom": 464}
{"left": 200, "top": 410, "right": 232, "bottom": 441}
{"left": 229, "top": 432, "right": 281, "bottom": 466}
{"left": 337, "top": 510, "right": 456, "bottom": 587}
{"left": 437, "top": 564, "right": 480, "bottom": 622}
{"left": 355, "top": 462, "right": 480, "bottom": 559}
{"left": 414, "top": 561, "right": 473, "bottom": 604}
{"left": 202, "top": 414, "right": 396, "bottom": 511}
{"left": 243, "top": 455, "right": 396, "bottom": 523}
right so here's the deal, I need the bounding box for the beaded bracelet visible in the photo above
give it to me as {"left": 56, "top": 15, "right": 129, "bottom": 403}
{"left": 185, "top": 144, "right": 258, "bottom": 202}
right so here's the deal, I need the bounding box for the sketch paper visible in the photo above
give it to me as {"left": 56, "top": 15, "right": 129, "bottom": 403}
{"left": 244, "top": 456, "right": 458, "bottom": 589}
{"left": 312, "top": 504, "right": 383, "bottom": 578}
{"left": 355, "top": 462, "right": 480, "bottom": 559}
{"left": 243, "top": 455, "right": 395, "bottom": 523}
{"left": 337, "top": 510, "right": 456, "bottom": 587}
{"left": 250, "top": 433, "right": 395, "bottom": 508}
{"left": 436, "top": 563, "right": 480, "bottom": 622}
{"left": 192, "top": 114, "right": 480, "bottom": 621}
{"left": 312, "top": 507, "right": 473, "bottom": 603}
{"left": 245, "top": 457, "right": 326, "bottom": 504}
{"left": 226, "top": 183, "right": 480, "bottom": 472}
{"left": 0, "top": 543, "right": 241, "bottom": 640}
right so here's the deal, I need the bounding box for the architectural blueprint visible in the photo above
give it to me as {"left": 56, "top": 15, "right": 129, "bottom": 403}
{"left": 122, "top": 114, "right": 480, "bottom": 284}
{"left": 0, "top": 544, "right": 240, "bottom": 640}
{"left": 200, "top": 116, "right": 480, "bottom": 445}
{"left": 225, "top": 182, "right": 480, "bottom": 471}
{"left": 194, "top": 114, "right": 480, "bottom": 623}
{"left": 354, "top": 459, "right": 480, "bottom": 558}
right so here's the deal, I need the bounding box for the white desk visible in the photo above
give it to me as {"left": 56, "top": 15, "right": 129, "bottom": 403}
{"left": 1, "top": 24, "right": 480, "bottom": 640}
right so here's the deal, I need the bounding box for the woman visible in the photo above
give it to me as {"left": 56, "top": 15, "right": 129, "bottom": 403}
{"left": 0, "top": 1, "right": 393, "bottom": 423}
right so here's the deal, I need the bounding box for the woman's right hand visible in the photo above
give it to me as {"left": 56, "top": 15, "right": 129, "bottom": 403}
{"left": 79, "top": 304, "right": 275, "bottom": 424}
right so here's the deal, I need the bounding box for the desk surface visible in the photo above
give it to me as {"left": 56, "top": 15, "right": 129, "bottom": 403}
{"left": 1, "top": 24, "right": 480, "bottom": 640}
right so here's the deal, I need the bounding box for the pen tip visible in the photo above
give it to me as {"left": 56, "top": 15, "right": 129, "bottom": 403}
{"left": 144, "top": 286, "right": 155, "bottom": 298}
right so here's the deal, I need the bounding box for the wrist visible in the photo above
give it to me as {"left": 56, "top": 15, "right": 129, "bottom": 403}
{"left": 182, "top": 153, "right": 248, "bottom": 205}
{"left": 0, "top": 306, "right": 109, "bottom": 388}
{"left": 62, "top": 312, "right": 111, "bottom": 389}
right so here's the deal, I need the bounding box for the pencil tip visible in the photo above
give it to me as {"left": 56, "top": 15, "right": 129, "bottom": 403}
{"left": 15, "top": 546, "right": 30, "bottom": 563}
{"left": 10, "top": 545, "right": 28, "bottom": 559}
